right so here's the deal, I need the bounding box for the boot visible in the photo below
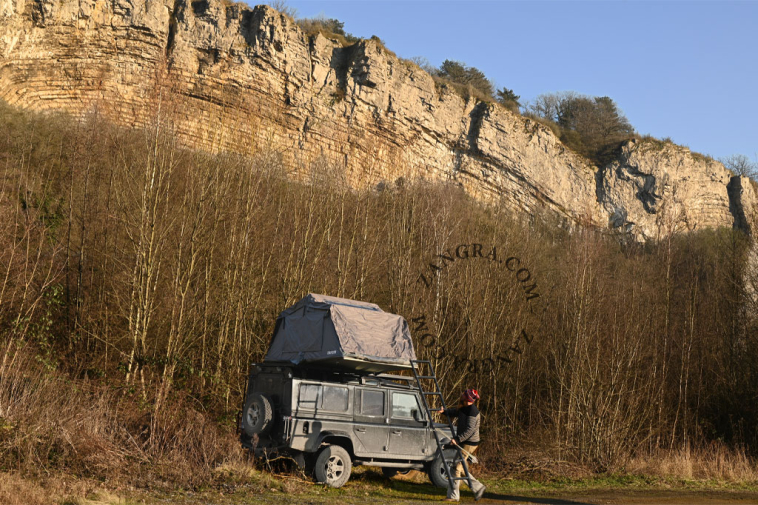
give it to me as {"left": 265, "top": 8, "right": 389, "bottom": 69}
{"left": 471, "top": 478, "right": 486, "bottom": 501}
{"left": 446, "top": 479, "right": 460, "bottom": 501}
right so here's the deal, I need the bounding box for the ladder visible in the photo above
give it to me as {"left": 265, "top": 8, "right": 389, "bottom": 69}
{"left": 410, "top": 359, "right": 476, "bottom": 494}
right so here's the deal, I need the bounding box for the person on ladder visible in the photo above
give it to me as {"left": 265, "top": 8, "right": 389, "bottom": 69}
{"left": 444, "top": 388, "right": 486, "bottom": 501}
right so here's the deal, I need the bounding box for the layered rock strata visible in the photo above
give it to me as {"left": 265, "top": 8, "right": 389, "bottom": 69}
{"left": 599, "top": 140, "right": 749, "bottom": 238}
{"left": 1, "top": 0, "right": 754, "bottom": 239}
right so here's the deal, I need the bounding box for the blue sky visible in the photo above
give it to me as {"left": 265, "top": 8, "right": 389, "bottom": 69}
{"left": 274, "top": 0, "right": 756, "bottom": 162}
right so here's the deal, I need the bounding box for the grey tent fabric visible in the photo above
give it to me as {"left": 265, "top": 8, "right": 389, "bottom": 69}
{"left": 264, "top": 294, "right": 417, "bottom": 371}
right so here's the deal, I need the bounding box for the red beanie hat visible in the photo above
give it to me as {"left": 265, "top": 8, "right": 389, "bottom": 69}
{"left": 463, "top": 388, "right": 480, "bottom": 403}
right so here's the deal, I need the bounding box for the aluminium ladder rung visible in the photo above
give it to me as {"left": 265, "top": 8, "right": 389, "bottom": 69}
{"left": 410, "top": 359, "right": 476, "bottom": 495}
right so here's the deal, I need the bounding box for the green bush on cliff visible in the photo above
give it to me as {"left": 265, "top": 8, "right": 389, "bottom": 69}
{"left": 437, "top": 59, "right": 495, "bottom": 99}
{"left": 427, "top": 59, "right": 521, "bottom": 112}
{"left": 526, "top": 91, "right": 635, "bottom": 166}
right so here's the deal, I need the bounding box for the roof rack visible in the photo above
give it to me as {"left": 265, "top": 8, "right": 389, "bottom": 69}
{"left": 373, "top": 373, "right": 415, "bottom": 382}
{"left": 356, "top": 373, "right": 416, "bottom": 388}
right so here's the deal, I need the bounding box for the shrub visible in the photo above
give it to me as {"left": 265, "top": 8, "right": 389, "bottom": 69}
{"left": 496, "top": 87, "right": 521, "bottom": 113}
{"left": 432, "top": 75, "right": 492, "bottom": 104}
{"left": 408, "top": 56, "right": 437, "bottom": 75}
{"left": 437, "top": 59, "right": 495, "bottom": 100}
{"left": 526, "top": 91, "right": 635, "bottom": 165}
{"left": 0, "top": 339, "right": 241, "bottom": 484}
{"left": 296, "top": 15, "right": 359, "bottom": 46}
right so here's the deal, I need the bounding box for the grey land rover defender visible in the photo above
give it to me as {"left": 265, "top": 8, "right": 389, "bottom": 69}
{"left": 240, "top": 363, "right": 454, "bottom": 488}
{"left": 238, "top": 294, "right": 455, "bottom": 488}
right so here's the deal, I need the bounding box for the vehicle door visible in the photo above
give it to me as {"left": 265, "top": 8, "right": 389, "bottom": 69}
{"left": 387, "top": 391, "right": 430, "bottom": 458}
{"left": 352, "top": 388, "right": 389, "bottom": 456}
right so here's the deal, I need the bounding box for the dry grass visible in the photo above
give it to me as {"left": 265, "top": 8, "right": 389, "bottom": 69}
{"left": 296, "top": 17, "right": 359, "bottom": 47}
{"left": 211, "top": 461, "right": 314, "bottom": 495}
{"left": 432, "top": 75, "right": 492, "bottom": 104}
{"left": 0, "top": 339, "right": 242, "bottom": 486}
{"left": 476, "top": 438, "right": 758, "bottom": 484}
{"left": 627, "top": 444, "right": 758, "bottom": 482}
{"left": 0, "top": 473, "right": 51, "bottom": 505}
{"left": 0, "top": 473, "right": 129, "bottom": 505}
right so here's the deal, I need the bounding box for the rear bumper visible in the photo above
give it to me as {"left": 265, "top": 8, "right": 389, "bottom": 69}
{"left": 239, "top": 432, "right": 292, "bottom": 457}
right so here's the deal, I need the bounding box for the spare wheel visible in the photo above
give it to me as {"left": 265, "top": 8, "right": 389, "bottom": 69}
{"left": 242, "top": 393, "right": 274, "bottom": 436}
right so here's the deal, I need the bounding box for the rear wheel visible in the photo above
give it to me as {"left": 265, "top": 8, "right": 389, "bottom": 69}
{"left": 314, "top": 445, "right": 352, "bottom": 488}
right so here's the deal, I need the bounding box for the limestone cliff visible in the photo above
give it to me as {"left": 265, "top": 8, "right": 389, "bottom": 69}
{"left": 1, "top": 0, "right": 754, "bottom": 239}
{"left": 599, "top": 139, "right": 745, "bottom": 238}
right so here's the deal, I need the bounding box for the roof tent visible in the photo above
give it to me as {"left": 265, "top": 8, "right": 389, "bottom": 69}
{"left": 263, "top": 294, "right": 417, "bottom": 372}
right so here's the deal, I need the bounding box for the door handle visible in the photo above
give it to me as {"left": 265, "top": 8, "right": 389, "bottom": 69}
{"left": 392, "top": 430, "right": 402, "bottom": 435}
{"left": 356, "top": 428, "right": 366, "bottom": 432}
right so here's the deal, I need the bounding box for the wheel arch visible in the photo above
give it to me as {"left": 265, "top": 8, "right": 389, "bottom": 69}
{"left": 318, "top": 432, "right": 355, "bottom": 458}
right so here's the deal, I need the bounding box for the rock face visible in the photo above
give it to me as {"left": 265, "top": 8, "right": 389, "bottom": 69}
{"left": 1, "top": 0, "right": 755, "bottom": 239}
{"left": 599, "top": 139, "right": 744, "bottom": 238}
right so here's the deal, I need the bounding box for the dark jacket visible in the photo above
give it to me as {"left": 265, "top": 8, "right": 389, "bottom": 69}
{"left": 444, "top": 404, "right": 480, "bottom": 445}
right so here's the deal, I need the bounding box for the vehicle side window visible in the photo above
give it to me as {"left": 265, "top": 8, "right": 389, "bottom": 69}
{"left": 361, "top": 390, "right": 385, "bottom": 416}
{"left": 392, "top": 392, "right": 420, "bottom": 419}
{"left": 299, "top": 384, "right": 320, "bottom": 409}
{"left": 321, "top": 386, "right": 348, "bottom": 412}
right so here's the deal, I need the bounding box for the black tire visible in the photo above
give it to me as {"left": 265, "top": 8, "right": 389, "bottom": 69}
{"left": 313, "top": 445, "right": 352, "bottom": 488}
{"left": 381, "top": 467, "right": 412, "bottom": 478}
{"left": 303, "top": 453, "right": 316, "bottom": 476}
{"left": 242, "top": 393, "right": 274, "bottom": 436}
{"left": 428, "top": 449, "right": 457, "bottom": 488}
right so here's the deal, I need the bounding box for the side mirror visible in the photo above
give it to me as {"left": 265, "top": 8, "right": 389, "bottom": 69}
{"left": 412, "top": 409, "right": 425, "bottom": 423}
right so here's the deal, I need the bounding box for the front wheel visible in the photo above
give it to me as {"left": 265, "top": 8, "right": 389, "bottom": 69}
{"left": 428, "top": 449, "right": 457, "bottom": 488}
{"left": 314, "top": 445, "right": 352, "bottom": 488}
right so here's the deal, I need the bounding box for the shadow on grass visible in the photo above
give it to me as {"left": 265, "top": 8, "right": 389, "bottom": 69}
{"left": 384, "top": 478, "right": 594, "bottom": 504}
{"left": 478, "top": 493, "right": 595, "bottom": 504}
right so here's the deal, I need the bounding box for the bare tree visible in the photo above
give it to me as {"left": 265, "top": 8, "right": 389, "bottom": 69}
{"left": 267, "top": 0, "right": 297, "bottom": 18}
{"left": 721, "top": 154, "right": 757, "bottom": 180}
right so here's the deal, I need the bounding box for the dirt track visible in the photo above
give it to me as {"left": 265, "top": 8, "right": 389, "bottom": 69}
{"left": 154, "top": 489, "right": 758, "bottom": 504}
